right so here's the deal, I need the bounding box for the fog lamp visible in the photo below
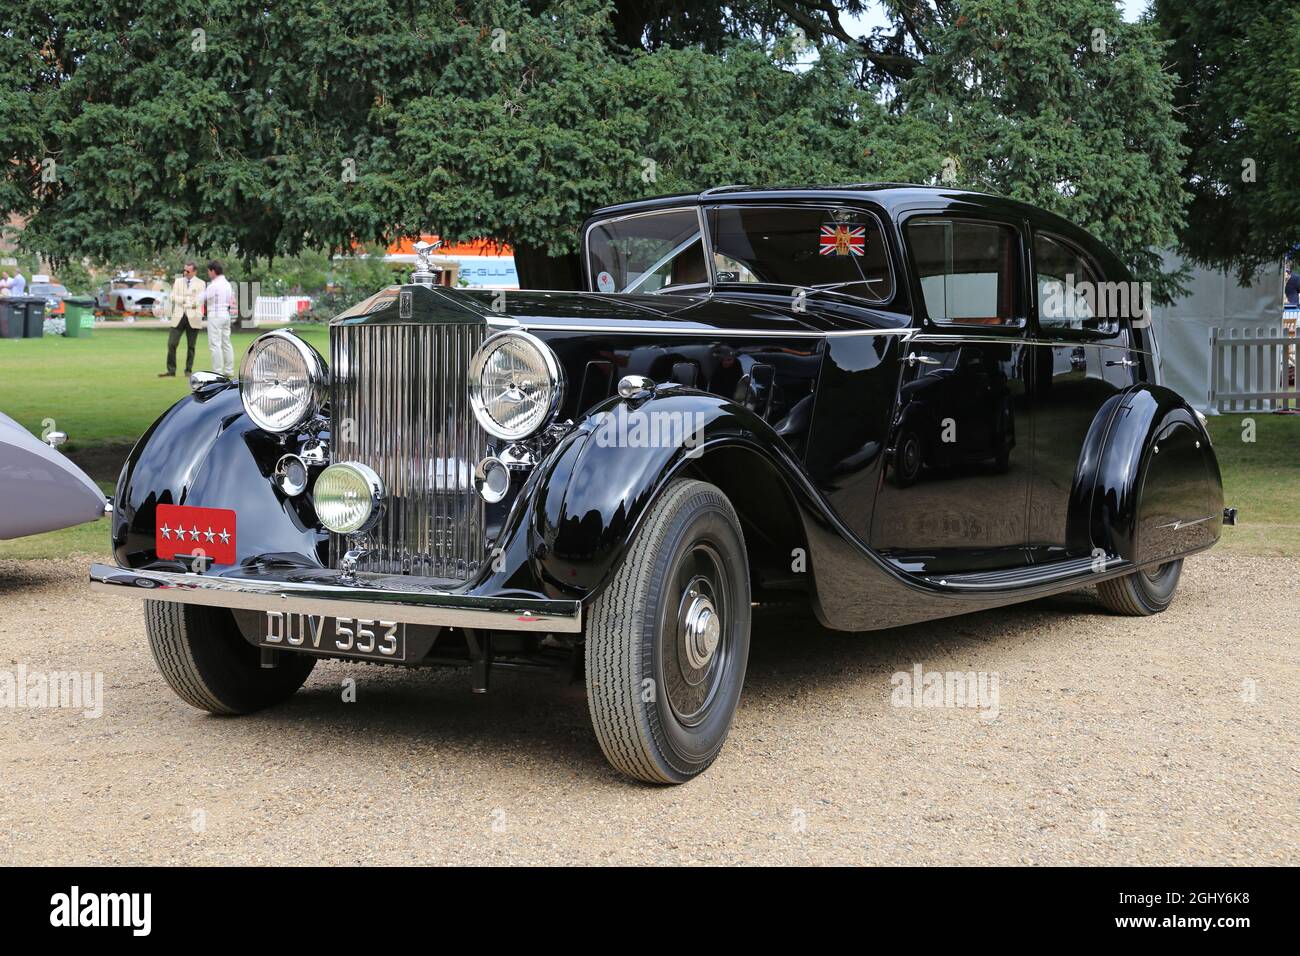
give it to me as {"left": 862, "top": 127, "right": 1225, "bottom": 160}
{"left": 313, "top": 462, "right": 384, "bottom": 535}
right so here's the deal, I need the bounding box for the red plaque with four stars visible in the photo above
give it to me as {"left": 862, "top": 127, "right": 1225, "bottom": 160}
{"left": 155, "top": 505, "right": 237, "bottom": 564}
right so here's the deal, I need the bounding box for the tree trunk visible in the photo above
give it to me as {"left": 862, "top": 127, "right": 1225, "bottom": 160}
{"left": 512, "top": 242, "right": 583, "bottom": 291}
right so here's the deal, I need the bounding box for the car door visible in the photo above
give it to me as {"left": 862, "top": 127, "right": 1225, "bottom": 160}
{"left": 1025, "top": 229, "right": 1137, "bottom": 562}
{"left": 870, "top": 214, "right": 1033, "bottom": 575}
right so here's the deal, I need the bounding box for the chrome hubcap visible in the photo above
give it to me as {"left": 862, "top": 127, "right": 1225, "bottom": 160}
{"left": 666, "top": 556, "right": 730, "bottom": 726}
{"left": 682, "top": 591, "right": 721, "bottom": 670}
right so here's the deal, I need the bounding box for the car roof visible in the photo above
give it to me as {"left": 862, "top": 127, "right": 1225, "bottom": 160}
{"left": 591, "top": 183, "right": 1050, "bottom": 223}
{"left": 583, "top": 184, "right": 1126, "bottom": 279}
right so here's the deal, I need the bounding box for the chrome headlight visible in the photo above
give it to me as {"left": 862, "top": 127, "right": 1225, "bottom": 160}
{"left": 313, "top": 462, "right": 384, "bottom": 535}
{"left": 239, "top": 330, "right": 328, "bottom": 433}
{"left": 469, "top": 331, "right": 563, "bottom": 440}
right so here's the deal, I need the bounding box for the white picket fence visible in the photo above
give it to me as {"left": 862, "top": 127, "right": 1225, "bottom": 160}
{"left": 246, "top": 295, "right": 313, "bottom": 326}
{"left": 1209, "top": 320, "right": 1298, "bottom": 412}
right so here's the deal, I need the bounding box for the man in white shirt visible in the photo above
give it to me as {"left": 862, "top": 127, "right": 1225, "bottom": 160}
{"left": 9, "top": 270, "right": 26, "bottom": 296}
{"left": 201, "top": 260, "right": 235, "bottom": 377}
{"left": 161, "top": 261, "right": 206, "bottom": 377}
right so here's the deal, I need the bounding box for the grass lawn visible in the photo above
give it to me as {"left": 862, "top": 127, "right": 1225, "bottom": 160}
{"left": 1, "top": 326, "right": 1296, "bottom": 559}
{"left": 0, "top": 325, "right": 326, "bottom": 560}
{"left": 0, "top": 323, "right": 327, "bottom": 446}
{"left": 1205, "top": 413, "right": 1300, "bottom": 556}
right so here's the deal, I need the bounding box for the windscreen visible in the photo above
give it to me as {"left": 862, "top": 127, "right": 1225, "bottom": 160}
{"left": 708, "top": 205, "right": 893, "bottom": 301}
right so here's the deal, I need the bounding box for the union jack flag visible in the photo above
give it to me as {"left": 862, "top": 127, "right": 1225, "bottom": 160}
{"left": 819, "top": 223, "right": 867, "bottom": 256}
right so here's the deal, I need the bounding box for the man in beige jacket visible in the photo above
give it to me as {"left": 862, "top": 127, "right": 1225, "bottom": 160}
{"left": 161, "top": 261, "right": 205, "bottom": 377}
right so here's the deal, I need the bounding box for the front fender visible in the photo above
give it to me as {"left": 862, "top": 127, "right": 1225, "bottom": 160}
{"left": 111, "top": 383, "right": 326, "bottom": 570}
{"left": 1078, "top": 384, "right": 1224, "bottom": 564}
{"left": 477, "top": 389, "right": 806, "bottom": 601}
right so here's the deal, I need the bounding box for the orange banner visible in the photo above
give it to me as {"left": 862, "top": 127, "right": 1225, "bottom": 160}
{"left": 386, "top": 235, "right": 513, "bottom": 258}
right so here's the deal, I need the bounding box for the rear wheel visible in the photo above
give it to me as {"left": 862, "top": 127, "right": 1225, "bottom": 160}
{"left": 145, "top": 601, "right": 315, "bottom": 714}
{"left": 1096, "top": 559, "right": 1183, "bottom": 615}
{"left": 585, "top": 479, "right": 751, "bottom": 784}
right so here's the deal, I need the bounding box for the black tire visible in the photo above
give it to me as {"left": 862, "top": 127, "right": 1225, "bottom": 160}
{"left": 145, "top": 601, "right": 315, "bottom": 714}
{"left": 1096, "top": 559, "right": 1183, "bottom": 616}
{"left": 585, "top": 479, "right": 751, "bottom": 784}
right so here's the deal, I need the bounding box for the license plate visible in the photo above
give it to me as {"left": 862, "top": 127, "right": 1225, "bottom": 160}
{"left": 259, "top": 612, "right": 406, "bottom": 662}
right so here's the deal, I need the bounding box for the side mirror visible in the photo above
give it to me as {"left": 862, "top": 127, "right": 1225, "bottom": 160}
{"left": 45, "top": 431, "right": 68, "bottom": 448}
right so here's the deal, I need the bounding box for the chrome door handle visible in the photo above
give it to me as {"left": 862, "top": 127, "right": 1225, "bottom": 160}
{"left": 905, "top": 353, "right": 941, "bottom": 367}
{"left": 1106, "top": 357, "right": 1138, "bottom": 368}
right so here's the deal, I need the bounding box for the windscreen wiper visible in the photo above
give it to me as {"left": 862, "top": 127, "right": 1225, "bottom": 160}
{"left": 806, "top": 278, "right": 888, "bottom": 292}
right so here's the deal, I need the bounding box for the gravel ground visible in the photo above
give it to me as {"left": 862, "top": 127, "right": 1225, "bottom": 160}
{"left": 1, "top": 552, "right": 1295, "bottom": 866}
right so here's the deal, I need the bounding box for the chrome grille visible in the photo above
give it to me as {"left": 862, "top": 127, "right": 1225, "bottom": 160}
{"left": 330, "top": 321, "right": 487, "bottom": 579}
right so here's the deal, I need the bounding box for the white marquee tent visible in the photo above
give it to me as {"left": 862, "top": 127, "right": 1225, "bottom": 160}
{"left": 1149, "top": 252, "right": 1285, "bottom": 413}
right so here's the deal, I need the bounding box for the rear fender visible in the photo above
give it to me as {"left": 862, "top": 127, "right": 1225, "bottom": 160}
{"left": 1073, "top": 384, "right": 1224, "bottom": 564}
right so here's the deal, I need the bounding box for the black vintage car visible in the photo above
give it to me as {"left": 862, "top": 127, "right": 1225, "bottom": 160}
{"left": 91, "top": 186, "right": 1229, "bottom": 784}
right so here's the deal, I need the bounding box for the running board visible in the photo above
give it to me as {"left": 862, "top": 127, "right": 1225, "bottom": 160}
{"left": 919, "top": 555, "right": 1128, "bottom": 592}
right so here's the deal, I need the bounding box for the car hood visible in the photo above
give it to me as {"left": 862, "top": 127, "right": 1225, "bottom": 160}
{"left": 333, "top": 285, "right": 906, "bottom": 337}
{"left": 473, "top": 289, "right": 816, "bottom": 333}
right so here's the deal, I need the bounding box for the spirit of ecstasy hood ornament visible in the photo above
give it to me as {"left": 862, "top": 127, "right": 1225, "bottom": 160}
{"left": 411, "top": 238, "right": 444, "bottom": 285}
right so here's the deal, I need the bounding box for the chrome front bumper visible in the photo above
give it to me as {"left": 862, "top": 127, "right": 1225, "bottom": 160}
{"left": 88, "top": 564, "right": 582, "bottom": 633}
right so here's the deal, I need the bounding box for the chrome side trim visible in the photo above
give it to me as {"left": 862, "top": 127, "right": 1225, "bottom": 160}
{"left": 910, "top": 332, "right": 1153, "bottom": 355}
{"left": 1157, "top": 515, "right": 1214, "bottom": 531}
{"left": 88, "top": 564, "right": 582, "bottom": 633}
{"left": 514, "top": 322, "right": 913, "bottom": 338}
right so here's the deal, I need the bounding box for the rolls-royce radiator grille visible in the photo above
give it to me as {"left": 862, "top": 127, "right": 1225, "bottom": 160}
{"left": 330, "top": 322, "right": 488, "bottom": 580}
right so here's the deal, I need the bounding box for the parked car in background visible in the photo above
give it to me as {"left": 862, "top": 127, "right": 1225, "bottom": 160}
{"left": 28, "top": 276, "right": 72, "bottom": 316}
{"left": 91, "top": 185, "right": 1229, "bottom": 785}
{"left": 0, "top": 411, "right": 108, "bottom": 540}
{"left": 96, "top": 275, "right": 169, "bottom": 316}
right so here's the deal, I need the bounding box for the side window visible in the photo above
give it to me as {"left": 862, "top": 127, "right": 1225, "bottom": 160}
{"left": 1033, "top": 233, "right": 1119, "bottom": 336}
{"left": 906, "top": 219, "right": 1023, "bottom": 327}
{"left": 586, "top": 209, "right": 707, "bottom": 293}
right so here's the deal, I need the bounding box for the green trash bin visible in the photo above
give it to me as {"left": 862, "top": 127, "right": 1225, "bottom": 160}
{"left": 62, "top": 297, "right": 96, "bottom": 337}
{"left": 0, "top": 298, "right": 21, "bottom": 338}
{"left": 20, "top": 296, "right": 47, "bottom": 338}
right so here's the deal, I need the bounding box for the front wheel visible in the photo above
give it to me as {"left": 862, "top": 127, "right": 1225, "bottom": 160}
{"left": 585, "top": 479, "right": 751, "bottom": 784}
{"left": 1096, "top": 559, "right": 1183, "bottom": 615}
{"left": 145, "top": 601, "right": 315, "bottom": 714}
